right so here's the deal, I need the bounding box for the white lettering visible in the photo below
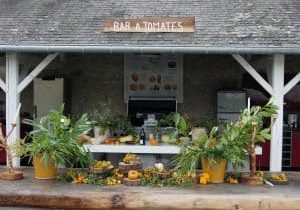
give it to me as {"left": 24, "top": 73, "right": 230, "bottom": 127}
{"left": 177, "top": 22, "right": 183, "bottom": 32}
{"left": 171, "top": 22, "right": 176, "bottom": 32}
{"left": 125, "top": 22, "right": 131, "bottom": 31}
{"left": 161, "top": 22, "right": 167, "bottom": 31}
{"left": 165, "top": 22, "right": 171, "bottom": 31}
{"left": 135, "top": 23, "right": 141, "bottom": 31}
{"left": 153, "top": 22, "right": 159, "bottom": 31}
{"left": 143, "top": 21, "right": 148, "bottom": 31}
{"left": 113, "top": 21, "right": 119, "bottom": 31}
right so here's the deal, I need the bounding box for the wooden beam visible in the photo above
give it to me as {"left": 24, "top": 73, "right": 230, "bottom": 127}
{"left": 5, "top": 52, "right": 20, "bottom": 167}
{"left": 0, "top": 78, "right": 7, "bottom": 92}
{"left": 17, "top": 53, "right": 58, "bottom": 94}
{"left": 283, "top": 71, "right": 300, "bottom": 95}
{"left": 270, "top": 54, "right": 285, "bottom": 172}
{"left": 232, "top": 54, "right": 273, "bottom": 95}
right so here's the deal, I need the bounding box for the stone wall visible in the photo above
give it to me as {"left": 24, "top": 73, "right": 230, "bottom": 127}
{"left": 0, "top": 54, "right": 299, "bottom": 121}
{"left": 66, "top": 54, "right": 244, "bottom": 120}
{"left": 66, "top": 54, "right": 125, "bottom": 116}
{"left": 178, "top": 54, "right": 243, "bottom": 120}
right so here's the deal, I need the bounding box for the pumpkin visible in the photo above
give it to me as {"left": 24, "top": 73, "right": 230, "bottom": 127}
{"left": 128, "top": 170, "right": 139, "bottom": 180}
{"left": 200, "top": 177, "right": 208, "bottom": 185}
{"left": 199, "top": 172, "right": 210, "bottom": 185}
{"left": 104, "top": 137, "right": 111, "bottom": 144}
{"left": 201, "top": 173, "right": 210, "bottom": 180}
{"left": 149, "top": 137, "right": 158, "bottom": 146}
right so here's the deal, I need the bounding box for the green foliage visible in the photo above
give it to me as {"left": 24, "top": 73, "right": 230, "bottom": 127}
{"left": 98, "top": 99, "right": 117, "bottom": 129}
{"left": 190, "top": 115, "right": 218, "bottom": 132}
{"left": 140, "top": 168, "right": 194, "bottom": 188}
{"left": 172, "top": 100, "right": 278, "bottom": 175}
{"left": 220, "top": 100, "right": 278, "bottom": 169}
{"left": 158, "top": 113, "right": 191, "bottom": 139}
{"left": 236, "top": 100, "right": 278, "bottom": 143}
{"left": 157, "top": 113, "right": 176, "bottom": 127}
{"left": 57, "top": 169, "right": 104, "bottom": 186}
{"left": 171, "top": 127, "right": 220, "bottom": 175}
{"left": 114, "top": 114, "right": 134, "bottom": 135}
{"left": 90, "top": 100, "right": 134, "bottom": 136}
{"left": 24, "top": 105, "right": 94, "bottom": 168}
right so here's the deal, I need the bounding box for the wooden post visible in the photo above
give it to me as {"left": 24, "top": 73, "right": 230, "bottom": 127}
{"left": 270, "top": 54, "right": 285, "bottom": 172}
{"left": 5, "top": 52, "right": 20, "bottom": 167}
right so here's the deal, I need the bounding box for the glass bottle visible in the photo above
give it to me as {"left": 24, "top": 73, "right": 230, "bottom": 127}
{"left": 139, "top": 128, "right": 146, "bottom": 145}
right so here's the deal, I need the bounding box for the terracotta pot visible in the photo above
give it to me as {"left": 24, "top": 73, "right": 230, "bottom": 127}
{"left": 33, "top": 155, "right": 57, "bottom": 180}
{"left": 201, "top": 158, "right": 227, "bottom": 183}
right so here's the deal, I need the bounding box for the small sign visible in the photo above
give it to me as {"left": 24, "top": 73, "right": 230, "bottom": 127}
{"left": 255, "top": 146, "right": 263, "bottom": 155}
{"left": 104, "top": 17, "right": 195, "bottom": 33}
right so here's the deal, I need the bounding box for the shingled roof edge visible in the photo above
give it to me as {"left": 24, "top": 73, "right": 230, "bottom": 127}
{"left": 0, "top": 45, "right": 299, "bottom": 54}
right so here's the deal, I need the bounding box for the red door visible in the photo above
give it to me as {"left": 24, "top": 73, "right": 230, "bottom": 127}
{"left": 0, "top": 147, "right": 5, "bottom": 164}
{"left": 256, "top": 141, "right": 270, "bottom": 168}
{"left": 292, "top": 131, "right": 300, "bottom": 167}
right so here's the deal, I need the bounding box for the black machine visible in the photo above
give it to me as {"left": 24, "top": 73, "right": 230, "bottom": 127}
{"left": 127, "top": 98, "right": 177, "bottom": 127}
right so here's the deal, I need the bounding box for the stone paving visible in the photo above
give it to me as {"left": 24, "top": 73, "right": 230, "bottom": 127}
{"left": 0, "top": 168, "right": 300, "bottom": 210}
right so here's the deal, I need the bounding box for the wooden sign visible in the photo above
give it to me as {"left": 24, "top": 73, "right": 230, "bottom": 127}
{"left": 104, "top": 17, "right": 195, "bottom": 33}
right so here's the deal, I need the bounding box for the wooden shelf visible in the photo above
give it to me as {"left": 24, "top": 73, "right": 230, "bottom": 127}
{"left": 83, "top": 144, "right": 180, "bottom": 154}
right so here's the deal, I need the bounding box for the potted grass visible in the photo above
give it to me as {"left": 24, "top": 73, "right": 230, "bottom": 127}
{"left": 24, "top": 105, "right": 94, "bottom": 179}
{"left": 159, "top": 113, "right": 191, "bottom": 145}
{"left": 91, "top": 99, "right": 119, "bottom": 143}
{"left": 172, "top": 127, "right": 236, "bottom": 183}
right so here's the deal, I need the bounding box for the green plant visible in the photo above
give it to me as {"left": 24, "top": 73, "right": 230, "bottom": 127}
{"left": 226, "top": 100, "right": 278, "bottom": 177}
{"left": 171, "top": 127, "right": 220, "bottom": 176}
{"left": 172, "top": 100, "right": 278, "bottom": 176}
{"left": 140, "top": 168, "right": 194, "bottom": 188}
{"left": 24, "top": 105, "right": 94, "bottom": 168}
{"left": 115, "top": 114, "right": 133, "bottom": 135}
{"left": 91, "top": 99, "right": 120, "bottom": 135}
{"left": 157, "top": 113, "right": 176, "bottom": 127}
{"left": 190, "top": 115, "right": 218, "bottom": 132}
{"left": 159, "top": 113, "right": 191, "bottom": 138}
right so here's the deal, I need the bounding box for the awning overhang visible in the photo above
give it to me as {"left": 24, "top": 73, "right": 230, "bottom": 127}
{"left": 0, "top": 45, "right": 299, "bottom": 54}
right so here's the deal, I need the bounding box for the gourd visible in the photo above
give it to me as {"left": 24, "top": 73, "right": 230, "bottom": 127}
{"left": 128, "top": 170, "right": 139, "bottom": 180}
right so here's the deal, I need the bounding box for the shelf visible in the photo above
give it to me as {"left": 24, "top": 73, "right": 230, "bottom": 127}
{"left": 83, "top": 144, "right": 180, "bottom": 154}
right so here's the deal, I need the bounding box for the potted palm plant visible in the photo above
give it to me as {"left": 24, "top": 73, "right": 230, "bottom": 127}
{"left": 231, "top": 100, "right": 278, "bottom": 185}
{"left": 24, "top": 105, "right": 94, "bottom": 179}
{"left": 172, "top": 126, "right": 238, "bottom": 183}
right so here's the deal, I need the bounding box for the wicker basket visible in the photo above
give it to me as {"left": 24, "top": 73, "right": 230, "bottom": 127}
{"left": 89, "top": 165, "right": 114, "bottom": 177}
{"left": 153, "top": 171, "right": 170, "bottom": 179}
{"left": 118, "top": 162, "right": 143, "bottom": 174}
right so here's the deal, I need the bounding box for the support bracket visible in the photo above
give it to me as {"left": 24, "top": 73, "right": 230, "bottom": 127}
{"left": 17, "top": 53, "right": 58, "bottom": 94}
{"left": 232, "top": 54, "right": 273, "bottom": 95}
{"left": 283, "top": 71, "right": 300, "bottom": 95}
{"left": 0, "top": 78, "right": 7, "bottom": 92}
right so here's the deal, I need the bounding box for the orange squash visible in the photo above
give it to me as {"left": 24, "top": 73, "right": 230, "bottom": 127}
{"left": 149, "top": 137, "right": 158, "bottom": 146}
{"left": 128, "top": 170, "right": 139, "bottom": 180}
{"left": 104, "top": 137, "right": 111, "bottom": 144}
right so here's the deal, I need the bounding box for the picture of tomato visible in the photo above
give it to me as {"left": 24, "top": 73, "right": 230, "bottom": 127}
{"left": 130, "top": 83, "right": 138, "bottom": 91}
{"left": 131, "top": 73, "right": 139, "bottom": 82}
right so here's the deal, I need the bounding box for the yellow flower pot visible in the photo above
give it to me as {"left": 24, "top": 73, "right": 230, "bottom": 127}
{"left": 201, "top": 158, "right": 227, "bottom": 183}
{"left": 33, "top": 155, "right": 57, "bottom": 180}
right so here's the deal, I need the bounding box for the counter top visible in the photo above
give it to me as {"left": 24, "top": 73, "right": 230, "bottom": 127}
{"left": 84, "top": 144, "right": 180, "bottom": 154}
{"left": 1, "top": 168, "right": 300, "bottom": 210}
